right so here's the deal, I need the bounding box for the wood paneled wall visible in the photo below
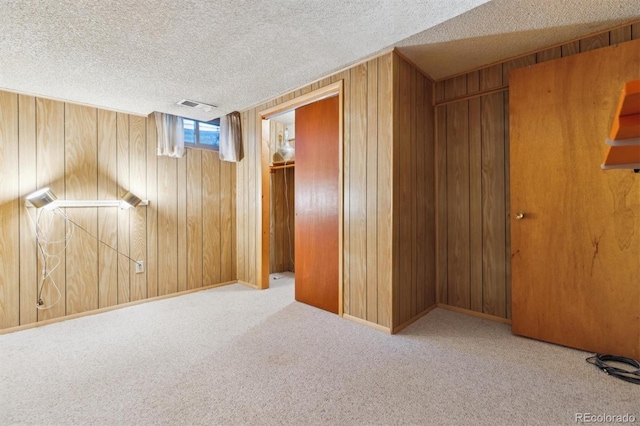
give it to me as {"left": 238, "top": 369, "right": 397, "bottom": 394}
{"left": 392, "top": 55, "right": 436, "bottom": 329}
{"left": 269, "top": 121, "right": 295, "bottom": 273}
{"left": 434, "top": 22, "right": 640, "bottom": 320}
{"left": 238, "top": 54, "right": 395, "bottom": 328}
{"left": 269, "top": 167, "right": 295, "bottom": 273}
{"left": 0, "top": 91, "right": 236, "bottom": 330}
{"left": 237, "top": 51, "right": 436, "bottom": 331}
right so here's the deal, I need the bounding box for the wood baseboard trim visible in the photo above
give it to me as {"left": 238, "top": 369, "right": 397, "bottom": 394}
{"left": 437, "top": 303, "right": 512, "bottom": 325}
{"left": 237, "top": 280, "right": 260, "bottom": 289}
{"left": 343, "top": 314, "right": 392, "bottom": 334}
{"left": 0, "top": 280, "right": 239, "bottom": 335}
{"left": 392, "top": 304, "right": 438, "bottom": 334}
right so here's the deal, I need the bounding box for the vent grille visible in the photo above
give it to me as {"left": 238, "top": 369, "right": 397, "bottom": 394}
{"left": 176, "top": 99, "right": 217, "bottom": 113}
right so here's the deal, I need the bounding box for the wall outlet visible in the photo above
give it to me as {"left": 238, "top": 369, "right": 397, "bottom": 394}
{"left": 135, "top": 261, "right": 144, "bottom": 273}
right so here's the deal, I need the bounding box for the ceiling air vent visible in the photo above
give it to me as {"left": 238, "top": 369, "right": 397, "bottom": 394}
{"left": 176, "top": 99, "right": 217, "bottom": 113}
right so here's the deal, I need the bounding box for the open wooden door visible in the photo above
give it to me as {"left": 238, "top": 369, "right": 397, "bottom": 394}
{"left": 294, "top": 95, "right": 340, "bottom": 314}
{"left": 510, "top": 40, "right": 640, "bottom": 359}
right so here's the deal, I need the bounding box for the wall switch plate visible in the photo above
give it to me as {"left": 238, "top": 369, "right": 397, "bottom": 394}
{"left": 135, "top": 261, "right": 144, "bottom": 273}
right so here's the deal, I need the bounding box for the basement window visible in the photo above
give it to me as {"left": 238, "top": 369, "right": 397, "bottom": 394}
{"left": 184, "top": 118, "right": 220, "bottom": 151}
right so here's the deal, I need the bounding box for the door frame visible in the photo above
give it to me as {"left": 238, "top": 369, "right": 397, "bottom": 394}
{"left": 258, "top": 81, "right": 344, "bottom": 316}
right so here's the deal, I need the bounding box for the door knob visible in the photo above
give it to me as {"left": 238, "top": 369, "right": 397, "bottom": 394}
{"left": 515, "top": 211, "right": 525, "bottom": 220}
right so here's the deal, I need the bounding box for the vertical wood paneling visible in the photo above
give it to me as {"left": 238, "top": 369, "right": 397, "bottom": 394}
{"left": 536, "top": 47, "right": 562, "bottom": 64}
{"left": 65, "top": 104, "right": 98, "bottom": 315}
{"left": 435, "top": 105, "right": 448, "bottom": 304}
{"left": 274, "top": 165, "right": 282, "bottom": 271}
{"left": 97, "top": 110, "right": 118, "bottom": 308}
{"left": 18, "top": 94, "right": 38, "bottom": 325}
{"left": 391, "top": 55, "right": 401, "bottom": 326}
{"left": 176, "top": 152, "right": 188, "bottom": 293}
{"left": 35, "top": 98, "right": 65, "bottom": 321}
{"left": 377, "top": 53, "right": 393, "bottom": 329}
{"left": 580, "top": 33, "right": 609, "bottom": 52}
{"left": 366, "top": 58, "right": 379, "bottom": 323}
{"left": 247, "top": 109, "right": 256, "bottom": 285}
{"left": 202, "top": 151, "right": 221, "bottom": 285}
{"left": 410, "top": 67, "right": 418, "bottom": 319}
{"left": 146, "top": 117, "right": 158, "bottom": 298}
{"left": 503, "top": 92, "right": 511, "bottom": 320}
{"left": 242, "top": 52, "right": 440, "bottom": 330}
{"left": 479, "top": 64, "right": 503, "bottom": 91}
{"left": 395, "top": 56, "right": 413, "bottom": 325}
{"left": 414, "top": 73, "right": 426, "bottom": 314}
{"left": 350, "top": 62, "right": 367, "bottom": 319}
{"left": 269, "top": 166, "right": 295, "bottom": 274}
{"left": 502, "top": 54, "right": 536, "bottom": 85}
{"left": 157, "top": 155, "right": 178, "bottom": 295}
{"left": 231, "top": 160, "right": 237, "bottom": 279}
{"left": 0, "top": 91, "right": 20, "bottom": 328}
{"left": 435, "top": 81, "right": 445, "bottom": 103}
{"left": 288, "top": 168, "right": 294, "bottom": 271}
{"left": 220, "top": 158, "right": 234, "bottom": 282}
{"left": 129, "top": 115, "right": 147, "bottom": 300}
{"left": 561, "top": 41, "right": 580, "bottom": 57}
{"left": 187, "top": 149, "right": 203, "bottom": 289}
{"left": 466, "top": 71, "right": 480, "bottom": 95}
{"left": 444, "top": 74, "right": 467, "bottom": 100}
{"left": 236, "top": 111, "right": 247, "bottom": 282}
{"left": 610, "top": 26, "right": 632, "bottom": 44}
{"left": 468, "top": 97, "right": 483, "bottom": 313}
{"left": 423, "top": 78, "right": 436, "bottom": 309}
{"left": 633, "top": 23, "right": 640, "bottom": 39}
{"left": 481, "top": 92, "right": 506, "bottom": 318}
{"left": 335, "top": 69, "right": 351, "bottom": 315}
{"left": 391, "top": 57, "right": 437, "bottom": 328}
{"left": 1, "top": 89, "right": 237, "bottom": 331}
{"left": 269, "top": 169, "right": 278, "bottom": 271}
{"left": 116, "top": 113, "right": 130, "bottom": 303}
{"left": 434, "top": 24, "right": 640, "bottom": 320}
{"left": 446, "top": 99, "right": 470, "bottom": 309}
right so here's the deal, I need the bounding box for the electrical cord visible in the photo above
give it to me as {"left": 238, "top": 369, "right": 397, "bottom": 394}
{"left": 29, "top": 206, "right": 142, "bottom": 310}
{"left": 586, "top": 354, "right": 640, "bottom": 385}
{"left": 31, "top": 207, "right": 72, "bottom": 309}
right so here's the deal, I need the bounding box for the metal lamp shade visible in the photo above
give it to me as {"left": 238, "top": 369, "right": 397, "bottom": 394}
{"left": 26, "top": 187, "right": 57, "bottom": 208}
{"left": 120, "top": 191, "right": 142, "bottom": 209}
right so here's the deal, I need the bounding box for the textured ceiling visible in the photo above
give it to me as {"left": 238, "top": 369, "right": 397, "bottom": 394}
{"left": 396, "top": 0, "right": 640, "bottom": 80}
{"left": 0, "top": 1, "right": 638, "bottom": 121}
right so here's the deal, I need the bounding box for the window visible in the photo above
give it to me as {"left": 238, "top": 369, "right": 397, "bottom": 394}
{"left": 184, "top": 118, "right": 220, "bottom": 151}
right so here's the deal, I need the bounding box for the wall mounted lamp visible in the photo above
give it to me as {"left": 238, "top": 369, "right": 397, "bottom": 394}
{"left": 25, "top": 188, "right": 148, "bottom": 210}
{"left": 25, "top": 187, "right": 146, "bottom": 310}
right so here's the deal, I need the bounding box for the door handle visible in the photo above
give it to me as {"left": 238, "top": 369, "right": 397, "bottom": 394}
{"left": 515, "top": 211, "right": 525, "bottom": 220}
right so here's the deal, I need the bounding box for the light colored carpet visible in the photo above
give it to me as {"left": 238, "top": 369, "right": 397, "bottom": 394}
{"left": 1, "top": 273, "right": 638, "bottom": 425}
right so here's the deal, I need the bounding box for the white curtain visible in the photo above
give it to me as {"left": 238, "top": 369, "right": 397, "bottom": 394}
{"left": 154, "top": 112, "right": 185, "bottom": 158}
{"left": 219, "top": 111, "right": 243, "bottom": 162}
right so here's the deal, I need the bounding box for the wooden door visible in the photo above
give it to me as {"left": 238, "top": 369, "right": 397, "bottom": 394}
{"left": 295, "top": 95, "right": 340, "bottom": 313}
{"left": 510, "top": 40, "right": 640, "bottom": 359}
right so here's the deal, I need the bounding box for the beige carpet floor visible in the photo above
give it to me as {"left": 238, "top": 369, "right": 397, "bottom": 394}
{"left": 1, "top": 272, "right": 638, "bottom": 425}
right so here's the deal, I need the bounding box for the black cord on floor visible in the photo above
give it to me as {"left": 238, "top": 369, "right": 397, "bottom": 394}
{"left": 586, "top": 354, "right": 640, "bottom": 385}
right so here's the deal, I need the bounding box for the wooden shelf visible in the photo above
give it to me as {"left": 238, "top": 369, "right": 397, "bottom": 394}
{"left": 602, "top": 79, "right": 640, "bottom": 170}
{"left": 270, "top": 162, "right": 295, "bottom": 173}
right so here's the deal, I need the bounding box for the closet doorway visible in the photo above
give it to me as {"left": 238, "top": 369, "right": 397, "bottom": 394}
{"left": 260, "top": 82, "right": 343, "bottom": 315}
